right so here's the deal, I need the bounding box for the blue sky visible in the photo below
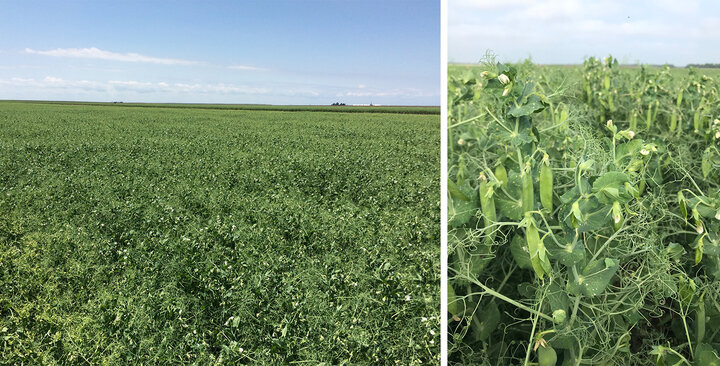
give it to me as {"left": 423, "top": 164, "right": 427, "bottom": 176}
{"left": 449, "top": 0, "right": 720, "bottom": 66}
{"left": 0, "top": 0, "right": 439, "bottom": 105}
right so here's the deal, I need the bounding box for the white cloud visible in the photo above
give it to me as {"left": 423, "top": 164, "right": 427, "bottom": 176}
{"left": 25, "top": 47, "right": 200, "bottom": 65}
{"left": 343, "top": 87, "right": 437, "bottom": 98}
{"left": 449, "top": 0, "right": 720, "bottom": 65}
{"left": 0, "top": 76, "right": 323, "bottom": 98}
{"left": 228, "top": 65, "right": 267, "bottom": 71}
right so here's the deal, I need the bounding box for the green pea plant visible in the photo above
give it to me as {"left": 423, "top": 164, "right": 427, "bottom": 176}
{"left": 449, "top": 59, "right": 720, "bottom": 365}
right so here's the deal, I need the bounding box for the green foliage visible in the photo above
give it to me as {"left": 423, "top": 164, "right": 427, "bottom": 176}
{"left": 0, "top": 102, "right": 439, "bottom": 364}
{"left": 449, "top": 59, "right": 720, "bottom": 365}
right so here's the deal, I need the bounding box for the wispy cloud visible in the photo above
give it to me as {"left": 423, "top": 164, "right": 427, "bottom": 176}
{"left": 228, "top": 65, "right": 267, "bottom": 71}
{"left": 341, "top": 87, "right": 437, "bottom": 98}
{"left": 25, "top": 47, "right": 200, "bottom": 65}
{"left": 449, "top": 0, "right": 720, "bottom": 65}
{"left": 0, "top": 76, "right": 321, "bottom": 97}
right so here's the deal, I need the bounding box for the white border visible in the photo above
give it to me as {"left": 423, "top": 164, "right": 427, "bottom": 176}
{"left": 440, "top": 0, "right": 448, "bottom": 363}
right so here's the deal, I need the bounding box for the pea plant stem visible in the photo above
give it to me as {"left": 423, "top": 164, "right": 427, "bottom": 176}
{"left": 465, "top": 275, "right": 555, "bottom": 323}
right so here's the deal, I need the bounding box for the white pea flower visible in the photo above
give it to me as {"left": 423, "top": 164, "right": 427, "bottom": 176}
{"left": 498, "top": 74, "right": 510, "bottom": 85}
{"left": 502, "top": 87, "right": 510, "bottom": 97}
{"left": 640, "top": 149, "right": 649, "bottom": 156}
{"left": 715, "top": 131, "right": 720, "bottom": 139}
{"left": 457, "top": 138, "right": 464, "bottom": 145}
{"left": 627, "top": 130, "right": 635, "bottom": 139}
{"left": 715, "top": 210, "right": 720, "bottom": 220}
{"left": 606, "top": 120, "right": 613, "bottom": 127}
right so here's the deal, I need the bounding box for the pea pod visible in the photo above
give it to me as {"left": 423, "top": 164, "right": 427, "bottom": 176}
{"left": 697, "top": 294, "right": 706, "bottom": 343}
{"left": 479, "top": 175, "right": 496, "bottom": 226}
{"left": 702, "top": 149, "right": 711, "bottom": 178}
{"left": 696, "top": 234, "right": 704, "bottom": 265}
{"left": 676, "top": 88, "right": 683, "bottom": 107}
{"left": 694, "top": 100, "right": 705, "bottom": 132}
{"left": 570, "top": 201, "right": 583, "bottom": 229}
{"left": 539, "top": 155, "right": 553, "bottom": 213}
{"left": 669, "top": 110, "right": 677, "bottom": 132}
{"left": 559, "top": 104, "right": 568, "bottom": 125}
{"left": 678, "top": 191, "right": 687, "bottom": 221}
{"left": 612, "top": 201, "right": 622, "bottom": 230}
{"left": 522, "top": 163, "right": 534, "bottom": 213}
{"left": 456, "top": 155, "right": 467, "bottom": 183}
{"left": 525, "top": 213, "right": 550, "bottom": 279}
{"left": 651, "top": 100, "right": 659, "bottom": 127}
{"left": 495, "top": 164, "right": 508, "bottom": 188}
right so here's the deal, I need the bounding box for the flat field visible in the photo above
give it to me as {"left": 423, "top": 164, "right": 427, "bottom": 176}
{"left": 0, "top": 101, "right": 440, "bottom": 364}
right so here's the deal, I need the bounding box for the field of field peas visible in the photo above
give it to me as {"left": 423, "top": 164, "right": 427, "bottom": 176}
{"left": 0, "top": 101, "right": 440, "bottom": 364}
{"left": 448, "top": 58, "right": 720, "bottom": 365}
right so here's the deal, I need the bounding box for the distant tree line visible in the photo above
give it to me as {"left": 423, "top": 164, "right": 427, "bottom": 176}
{"left": 331, "top": 102, "right": 346, "bottom": 106}
{"left": 686, "top": 63, "right": 720, "bottom": 69}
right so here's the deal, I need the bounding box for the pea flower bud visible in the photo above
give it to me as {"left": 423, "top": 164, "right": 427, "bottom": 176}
{"left": 498, "top": 74, "right": 510, "bottom": 85}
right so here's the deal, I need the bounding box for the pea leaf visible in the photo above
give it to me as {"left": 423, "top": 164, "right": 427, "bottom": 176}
{"left": 545, "top": 282, "right": 569, "bottom": 315}
{"left": 472, "top": 301, "right": 499, "bottom": 341}
{"left": 510, "top": 234, "right": 532, "bottom": 269}
{"left": 592, "top": 171, "right": 631, "bottom": 204}
{"left": 449, "top": 183, "right": 477, "bottom": 227}
{"left": 508, "top": 94, "right": 547, "bottom": 117}
{"left": 547, "top": 235, "right": 585, "bottom": 267}
{"left": 567, "top": 258, "right": 619, "bottom": 297}
{"left": 494, "top": 170, "right": 523, "bottom": 221}
{"left": 695, "top": 343, "right": 720, "bottom": 365}
{"left": 562, "top": 197, "right": 610, "bottom": 233}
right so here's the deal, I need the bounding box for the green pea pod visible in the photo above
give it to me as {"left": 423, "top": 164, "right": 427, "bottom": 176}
{"left": 538, "top": 344, "right": 558, "bottom": 366}
{"left": 525, "top": 214, "right": 550, "bottom": 279}
{"left": 456, "top": 155, "right": 466, "bottom": 183}
{"left": 697, "top": 295, "right": 706, "bottom": 343}
{"left": 669, "top": 110, "right": 677, "bottom": 132}
{"left": 678, "top": 191, "right": 687, "bottom": 221}
{"left": 651, "top": 100, "right": 659, "bottom": 125}
{"left": 694, "top": 101, "right": 704, "bottom": 132}
{"left": 540, "top": 157, "right": 553, "bottom": 213}
{"left": 571, "top": 201, "right": 583, "bottom": 228}
{"left": 479, "top": 177, "right": 496, "bottom": 226}
{"left": 696, "top": 234, "right": 704, "bottom": 265}
{"left": 495, "top": 164, "right": 508, "bottom": 188}
{"left": 646, "top": 104, "right": 653, "bottom": 129}
{"left": 676, "top": 88, "right": 683, "bottom": 107}
{"left": 559, "top": 104, "right": 568, "bottom": 125}
{"left": 522, "top": 164, "right": 534, "bottom": 213}
{"left": 612, "top": 201, "right": 622, "bottom": 230}
{"left": 702, "top": 149, "right": 711, "bottom": 178}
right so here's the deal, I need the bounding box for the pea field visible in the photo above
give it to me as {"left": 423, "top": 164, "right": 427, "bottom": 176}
{"left": 448, "top": 58, "right": 720, "bottom": 365}
{"left": 0, "top": 102, "right": 440, "bottom": 364}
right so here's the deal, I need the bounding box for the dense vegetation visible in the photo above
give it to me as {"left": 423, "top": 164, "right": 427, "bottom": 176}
{"left": 448, "top": 58, "right": 720, "bottom": 365}
{"left": 0, "top": 102, "right": 440, "bottom": 364}
{"left": 5, "top": 100, "right": 440, "bottom": 115}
